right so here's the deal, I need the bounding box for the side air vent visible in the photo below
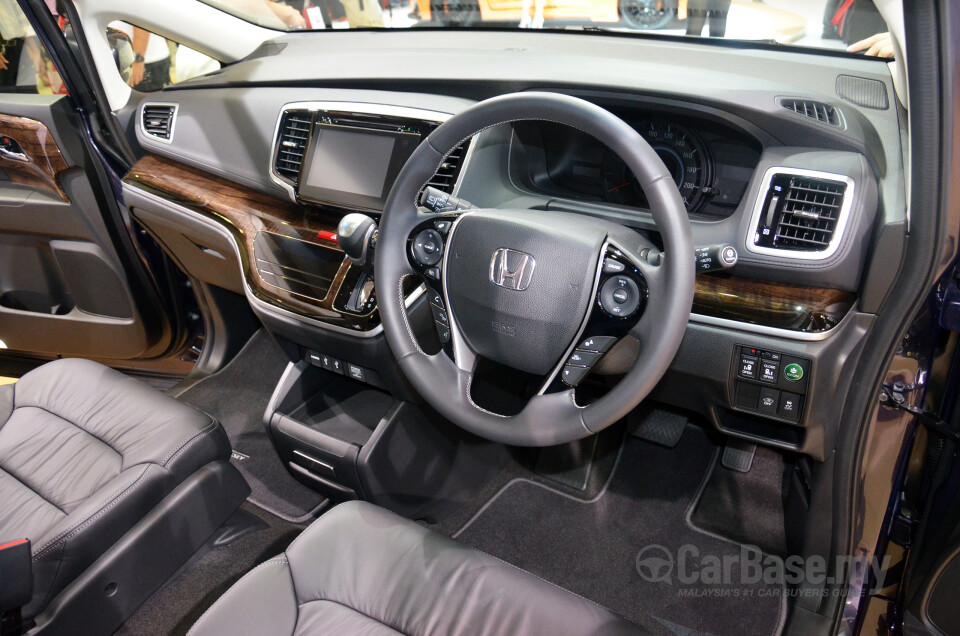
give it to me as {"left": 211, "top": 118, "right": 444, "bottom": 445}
{"left": 274, "top": 111, "right": 313, "bottom": 182}
{"left": 142, "top": 104, "right": 177, "bottom": 142}
{"left": 424, "top": 141, "right": 470, "bottom": 194}
{"left": 779, "top": 98, "right": 843, "bottom": 128}
{"left": 751, "top": 170, "right": 853, "bottom": 259}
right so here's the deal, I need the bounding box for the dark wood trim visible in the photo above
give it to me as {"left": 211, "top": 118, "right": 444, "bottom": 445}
{"left": 0, "top": 114, "right": 71, "bottom": 201}
{"left": 124, "top": 154, "right": 855, "bottom": 335}
{"left": 694, "top": 273, "right": 855, "bottom": 332}
{"left": 124, "top": 154, "right": 383, "bottom": 331}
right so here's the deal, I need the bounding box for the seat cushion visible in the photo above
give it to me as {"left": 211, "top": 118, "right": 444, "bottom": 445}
{"left": 0, "top": 359, "right": 230, "bottom": 618}
{"left": 190, "top": 501, "right": 644, "bottom": 636}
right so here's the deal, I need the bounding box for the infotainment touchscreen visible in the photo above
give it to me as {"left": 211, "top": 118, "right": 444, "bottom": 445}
{"left": 297, "top": 120, "right": 423, "bottom": 211}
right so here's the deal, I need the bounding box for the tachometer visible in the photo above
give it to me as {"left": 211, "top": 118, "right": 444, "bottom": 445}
{"left": 602, "top": 121, "right": 713, "bottom": 213}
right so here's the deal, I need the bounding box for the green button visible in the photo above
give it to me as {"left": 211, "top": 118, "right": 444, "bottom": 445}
{"left": 783, "top": 363, "right": 804, "bottom": 381}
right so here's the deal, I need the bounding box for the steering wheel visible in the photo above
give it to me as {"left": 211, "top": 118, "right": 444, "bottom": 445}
{"left": 377, "top": 92, "right": 695, "bottom": 446}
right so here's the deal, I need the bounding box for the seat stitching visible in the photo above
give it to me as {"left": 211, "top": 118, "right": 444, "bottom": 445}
{"left": 161, "top": 418, "right": 219, "bottom": 467}
{"left": 0, "top": 465, "right": 67, "bottom": 516}
{"left": 186, "top": 556, "right": 290, "bottom": 636}
{"left": 31, "top": 465, "right": 151, "bottom": 560}
{"left": 295, "top": 598, "right": 405, "bottom": 635}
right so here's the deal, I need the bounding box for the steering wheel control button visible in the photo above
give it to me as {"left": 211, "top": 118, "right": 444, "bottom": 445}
{"left": 567, "top": 350, "right": 600, "bottom": 367}
{"left": 432, "top": 306, "right": 449, "bottom": 326}
{"left": 424, "top": 267, "right": 440, "bottom": 281}
{"left": 759, "top": 360, "right": 779, "bottom": 383}
{"left": 578, "top": 336, "right": 617, "bottom": 353}
{"left": 436, "top": 323, "right": 451, "bottom": 344}
{"left": 738, "top": 354, "right": 759, "bottom": 380}
{"left": 434, "top": 219, "right": 452, "bottom": 235}
{"left": 599, "top": 275, "right": 641, "bottom": 317}
{"left": 561, "top": 365, "right": 590, "bottom": 387}
{"left": 428, "top": 289, "right": 444, "bottom": 308}
{"left": 757, "top": 387, "right": 780, "bottom": 415}
{"left": 783, "top": 363, "right": 804, "bottom": 382}
{"left": 412, "top": 229, "right": 443, "bottom": 266}
{"left": 602, "top": 258, "right": 626, "bottom": 274}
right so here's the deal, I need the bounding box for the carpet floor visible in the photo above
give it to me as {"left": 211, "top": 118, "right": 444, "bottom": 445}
{"left": 453, "top": 427, "right": 787, "bottom": 636}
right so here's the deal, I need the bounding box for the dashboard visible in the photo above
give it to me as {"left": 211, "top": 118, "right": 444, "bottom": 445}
{"left": 119, "top": 29, "right": 903, "bottom": 460}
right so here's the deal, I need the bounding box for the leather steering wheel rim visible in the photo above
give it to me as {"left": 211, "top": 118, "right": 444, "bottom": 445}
{"left": 377, "top": 92, "right": 695, "bottom": 446}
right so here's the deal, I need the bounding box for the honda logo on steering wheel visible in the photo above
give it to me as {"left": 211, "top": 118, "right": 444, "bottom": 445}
{"left": 490, "top": 248, "right": 536, "bottom": 291}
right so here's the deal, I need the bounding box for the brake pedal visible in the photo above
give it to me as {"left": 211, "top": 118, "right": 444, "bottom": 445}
{"left": 631, "top": 408, "right": 687, "bottom": 448}
{"left": 721, "top": 439, "right": 757, "bottom": 472}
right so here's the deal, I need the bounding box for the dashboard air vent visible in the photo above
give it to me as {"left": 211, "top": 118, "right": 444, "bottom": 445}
{"left": 779, "top": 98, "right": 842, "bottom": 127}
{"left": 275, "top": 111, "right": 313, "bottom": 182}
{"left": 753, "top": 172, "right": 850, "bottom": 254}
{"left": 142, "top": 104, "right": 177, "bottom": 141}
{"left": 424, "top": 141, "right": 470, "bottom": 194}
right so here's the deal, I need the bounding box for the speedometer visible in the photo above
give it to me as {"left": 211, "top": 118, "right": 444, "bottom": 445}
{"left": 602, "top": 121, "right": 713, "bottom": 213}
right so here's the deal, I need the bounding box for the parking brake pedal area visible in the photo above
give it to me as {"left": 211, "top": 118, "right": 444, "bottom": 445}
{"left": 721, "top": 439, "right": 757, "bottom": 472}
{"left": 631, "top": 408, "right": 687, "bottom": 448}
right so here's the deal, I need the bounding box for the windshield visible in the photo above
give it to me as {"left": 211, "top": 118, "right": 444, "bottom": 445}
{"left": 199, "top": 0, "right": 893, "bottom": 57}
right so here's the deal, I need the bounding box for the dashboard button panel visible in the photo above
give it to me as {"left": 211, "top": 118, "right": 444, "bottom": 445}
{"left": 732, "top": 345, "right": 809, "bottom": 424}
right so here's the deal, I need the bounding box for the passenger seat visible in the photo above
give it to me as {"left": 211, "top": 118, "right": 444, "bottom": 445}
{"left": 0, "top": 359, "right": 248, "bottom": 635}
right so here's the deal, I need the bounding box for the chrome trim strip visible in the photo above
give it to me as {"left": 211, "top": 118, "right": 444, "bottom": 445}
{"left": 745, "top": 167, "right": 856, "bottom": 261}
{"left": 688, "top": 310, "right": 849, "bottom": 342}
{"left": 537, "top": 243, "right": 608, "bottom": 395}
{"left": 140, "top": 102, "right": 179, "bottom": 145}
{"left": 451, "top": 136, "right": 478, "bottom": 199}
{"left": 440, "top": 211, "right": 476, "bottom": 372}
{"left": 124, "top": 183, "right": 425, "bottom": 338}
{"left": 269, "top": 101, "right": 454, "bottom": 204}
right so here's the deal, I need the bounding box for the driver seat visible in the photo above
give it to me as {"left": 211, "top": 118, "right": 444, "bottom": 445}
{"left": 189, "top": 501, "right": 644, "bottom": 635}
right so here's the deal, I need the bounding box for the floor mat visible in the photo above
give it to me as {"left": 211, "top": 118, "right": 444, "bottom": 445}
{"left": 689, "top": 445, "right": 788, "bottom": 556}
{"left": 116, "top": 504, "right": 302, "bottom": 636}
{"left": 176, "top": 330, "right": 326, "bottom": 521}
{"left": 453, "top": 427, "right": 786, "bottom": 636}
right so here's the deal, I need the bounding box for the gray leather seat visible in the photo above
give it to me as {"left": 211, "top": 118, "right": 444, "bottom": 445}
{"left": 0, "top": 359, "right": 231, "bottom": 619}
{"left": 190, "top": 500, "right": 643, "bottom": 635}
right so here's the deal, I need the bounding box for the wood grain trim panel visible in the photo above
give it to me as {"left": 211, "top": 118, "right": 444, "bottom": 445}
{"left": 123, "top": 154, "right": 382, "bottom": 331}
{"left": 0, "top": 114, "right": 71, "bottom": 201}
{"left": 124, "top": 154, "right": 854, "bottom": 335}
{"left": 694, "top": 273, "right": 855, "bottom": 333}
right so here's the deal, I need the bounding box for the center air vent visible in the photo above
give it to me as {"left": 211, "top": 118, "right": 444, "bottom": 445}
{"left": 751, "top": 171, "right": 852, "bottom": 258}
{"left": 274, "top": 110, "right": 313, "bottom": 182}
{"left": 779, "top": 98, "right": 843, "bottom": 128}
{"left": 424, "top": 141, "right": 470, "bottom": 194}
{"left": 142, "top": 104, "right": 177, "bottom": 142}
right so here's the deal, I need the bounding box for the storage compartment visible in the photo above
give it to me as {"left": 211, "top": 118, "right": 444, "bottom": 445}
{"left": 715, "top": 407, "right": 805, "bottom": 449}
{"left": 0, "top": 236, "right": 74, "bottom": 315}
{"left": 265, "top": 358, "right": 509, "bottom": 520}
{"left": 267, "top": 362, "right": 396, "bottom": 500}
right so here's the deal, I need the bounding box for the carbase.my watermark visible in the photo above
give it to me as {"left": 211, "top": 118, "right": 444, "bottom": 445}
{"left": 635, "top": 544, "right": 889, "bottom": 594}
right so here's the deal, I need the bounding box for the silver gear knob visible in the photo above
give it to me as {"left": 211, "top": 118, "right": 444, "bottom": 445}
{"left": 336, "top": 213, "right": 377, "bottom": 267}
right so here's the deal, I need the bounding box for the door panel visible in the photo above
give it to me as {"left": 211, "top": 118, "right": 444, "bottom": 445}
{"left": 0, "top": 95, "right": 157, "bottom": 359}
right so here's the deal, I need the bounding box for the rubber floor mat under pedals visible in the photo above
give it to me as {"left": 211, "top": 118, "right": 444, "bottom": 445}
{"left": 722, "top": 439, "right": 757, "bottom": 472}
{"left": 631, "top": 408, "right": 687, "bottom": 448}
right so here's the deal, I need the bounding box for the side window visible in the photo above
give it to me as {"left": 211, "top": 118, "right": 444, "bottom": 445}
{"left": 0, "top": 0, "right": 67, "bottom": 94}
{"left": 106, "top": 23, "right": 221, "bottom": 92}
